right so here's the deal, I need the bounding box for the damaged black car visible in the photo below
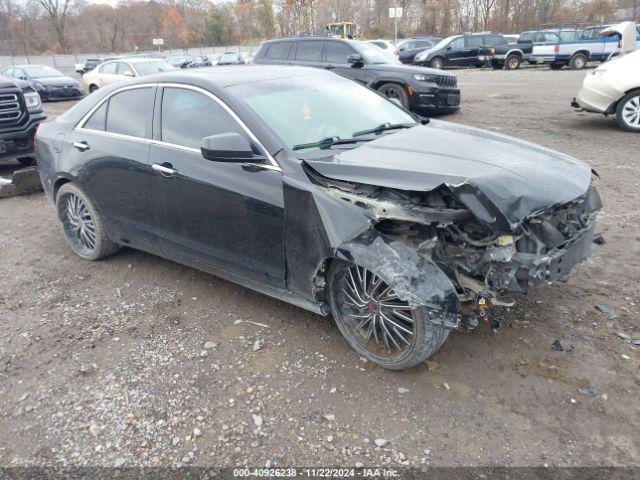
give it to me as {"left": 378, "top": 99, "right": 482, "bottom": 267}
{"left": 35, "top": 67, "right": 603, "bottom": 370}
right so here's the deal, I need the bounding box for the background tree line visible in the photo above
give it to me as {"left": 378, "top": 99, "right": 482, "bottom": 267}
{"left": 0, "top": 0, "right": 638, "bottom": 55}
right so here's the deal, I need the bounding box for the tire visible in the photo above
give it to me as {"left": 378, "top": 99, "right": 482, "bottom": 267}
{"left": 430, "top": 57, "right": 444, "bottom": 69}
{"left": 328, "top": 261, "right": 450, "bottom": 370}
{"left": 17, "top": 157, "right": 35, "bottom": 166}
{"left": 55, "top": 183, "right": 120, "bottom": 261}
{"left": 504, "top": 54, "right": 521, "bottom": 70}
{"left": 549, "top": 62, "right": 564, "bottom": 70}
{"left": 569, "top": 53, "right": 588, "bottom": 70}
{"left": 89, "top": 84, "right": 98, "bottom": 93}
{"left": 615, "top": 90, "right": 640, "bottom": 133}
{"left": 377, "top": 82, "right": 409, "bottom": 109}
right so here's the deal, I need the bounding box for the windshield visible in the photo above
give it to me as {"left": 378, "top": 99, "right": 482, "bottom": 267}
{"left": 23, "top": 66, "right": 64, "bottom": 79}
{"left": 232, "top": 74, "right": 416, "bottom": 151}
{"left": 221, "top": 54, "right": 238, "bottom": 61}
{"left": 355, "top": 41, "right": 399, "bottom": 64}
{"left": 431, "top": 37, "right": 456, "bottom": 50}
{"left": 134, "top": 61, "right": 176, "bottom": 76}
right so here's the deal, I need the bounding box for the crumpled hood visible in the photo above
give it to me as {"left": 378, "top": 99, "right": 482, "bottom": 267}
{"left": 304, "top": 119, "right": 593, "bottom": 231}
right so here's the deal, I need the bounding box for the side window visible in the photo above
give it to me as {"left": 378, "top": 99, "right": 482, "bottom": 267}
{"left": 465, "top": 36, "right": 483, "bottom": 48}
{"left": 84, "top": 102, "right": 108, "bottom": 131}
{"left": 295, "top": 41, "right": 322, "bottom": 62}
{"left": 404, "top": 42, "right": 415, "bottom": 49}
{"left": 520, "top": 33, "right": 533, "bottom": 42}
{"left": 491, "top": 35, "right": 507, "bottom": 45}
{"left": 106, "top": 87, "right": 153, "bottom": 138}
{"left": 543, "top": 33, "right": 559, "bottom": 42}
{"left": 415, "top": 40, "right": 431, "bottom": 48}
{"left": 161, "top": 87, "right": 246, "bottom": 150}
{"left": 4, "top": 68, "right": 14, "bottom": 77}
{"left": 265, "top": 42, "right": 292, "bottom": 60}
{"left": 101, "top": 62, "right": 117, "bottom": 74}
{"left": 117, "top": 62, "right": 134, "bottom": 76}
{"left": 449, "top": 38, "right": 464, "bottom": 49}
{"left": 325, "top": 41, "right": 355, "bottom": 64}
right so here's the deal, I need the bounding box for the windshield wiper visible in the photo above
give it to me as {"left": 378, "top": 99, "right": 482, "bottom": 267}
{"left": 352, "top": 122, "right": 415, "bottom": 138}
{"left": 292, "top": 136, "right": 367, "bottom": 151}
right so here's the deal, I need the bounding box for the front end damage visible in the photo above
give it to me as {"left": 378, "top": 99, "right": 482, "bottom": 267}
{"left": 303, "top": 163, "right": 603, "bottom": 331}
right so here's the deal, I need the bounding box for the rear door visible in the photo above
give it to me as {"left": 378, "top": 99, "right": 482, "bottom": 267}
{"left": 98, "top": 62, "right": 119, "bottom": 87}
{"left": 290, "top": 40, "right": 324, "bottom": 68}
{"left": 461, "top": 36, "right": 482, "bottom": 65}
{"left": 68, "top": 85, "right": 160, "bottom": 250}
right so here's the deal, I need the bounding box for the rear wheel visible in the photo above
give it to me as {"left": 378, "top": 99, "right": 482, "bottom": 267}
{"left": 505, "top": 54, "right": 521, "bottom": 70}
{"left": 615, "top": 90, "right": 640, "bottom": 133}
{"left": 430, "top": 57, "right": 444, "bottom": 69}
{"left": 328, "top": 261, "right": 449, "bottom": 370}
{"left": 377, "top": 82, "right": 409, "bottom": 109}
{"left": 89, "top": 84, "right": 98, "bottom": 93}
{"left": 56, "top": 183, "right": 120, "bottom": 261}
{"left": 569, "top": 53, "right": 588, "bottom": 70}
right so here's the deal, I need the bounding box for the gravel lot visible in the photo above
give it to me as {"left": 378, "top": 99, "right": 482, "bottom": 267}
{"left": 0, "top": 67, "right": 638, "bottom": 469}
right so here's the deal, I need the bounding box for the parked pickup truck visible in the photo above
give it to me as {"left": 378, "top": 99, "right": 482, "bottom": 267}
{"left": 479, "top": 36, "right": 534, "bottom": 69}
{"left": 531, "top": 24, "right": 640, "bottom": 69}
{"left": 0, "top": 75, "right": 46, "bottom": 165}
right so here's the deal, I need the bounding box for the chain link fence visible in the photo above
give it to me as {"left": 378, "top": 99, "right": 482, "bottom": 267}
{"left": 0, "top": 46, "right": 259, "bottom": 78}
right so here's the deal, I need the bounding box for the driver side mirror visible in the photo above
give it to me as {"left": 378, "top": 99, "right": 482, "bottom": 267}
{"left": 446, "top": 46, "right": 453, "bottom": 50}
{"left": 348, "top": 53, "right": 363, "bottom": 65}
{"left": 201, "top": 132, "right": 254, "bottom": 162}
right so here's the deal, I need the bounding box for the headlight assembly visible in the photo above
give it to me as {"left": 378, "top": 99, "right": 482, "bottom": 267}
{"left": 23, "top": 91, "right": 42, "bottom": 113}
{"left": 413, "top": 73, "right": 438, "bottom": 82}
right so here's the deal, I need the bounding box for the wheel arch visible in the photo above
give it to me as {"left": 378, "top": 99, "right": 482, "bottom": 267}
{"left": 505, "top": 49, "right": 524, "bottom": 58}
{"left": 571, "top": 50, "right": 590, "bottom": 60}
{"left": 53, "top": 175, "right": 73, "bottom": 200}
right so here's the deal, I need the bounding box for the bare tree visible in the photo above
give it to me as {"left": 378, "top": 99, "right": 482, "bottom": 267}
{"left": 36, "top": 0, "right": 74, "bottom": 52}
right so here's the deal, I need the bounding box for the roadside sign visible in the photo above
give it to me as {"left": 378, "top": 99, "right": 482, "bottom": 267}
{"left": 152, "top": 38, "right": 164, "bottom": 46}
{"left": 389, "top": 7, "right": 403, "bottom": 18}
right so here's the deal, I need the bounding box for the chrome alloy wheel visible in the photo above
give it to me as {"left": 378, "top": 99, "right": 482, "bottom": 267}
{"left": 339, "top": 265, "right": 415, "bottom": 354}
{"left": 622, "top": 95, "right": 640, "bottom": 129}
{"left": 62, "top": 192, "right": 97, "bottom": 253}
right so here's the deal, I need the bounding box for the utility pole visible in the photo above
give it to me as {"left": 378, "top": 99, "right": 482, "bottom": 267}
{"left": 394, "top": 2, "right": 398, "bottom": 44}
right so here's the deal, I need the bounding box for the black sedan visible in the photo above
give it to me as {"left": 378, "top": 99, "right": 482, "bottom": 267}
{"left": 0, "top": 65, "right": 84, "bottom": 101}
{"left": 35, "top": 67, "right": 602, "bottom": 370}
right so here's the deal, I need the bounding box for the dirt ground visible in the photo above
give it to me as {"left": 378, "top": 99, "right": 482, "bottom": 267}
{"left": 0, "top": 67, "right": 638, "bottom": 470}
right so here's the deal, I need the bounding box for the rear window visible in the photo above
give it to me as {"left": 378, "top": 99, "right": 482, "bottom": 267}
{"left": 84, "top": 102, "right": 107, "bottom": 131}
{"left": 295, "top": 41, "right": 322, "bottom": 62}
{"left": 105, "top": 87, "right": 153, "bottom": 138}
{"left": 265, "top": 42, "right": 293, "bottom": 60}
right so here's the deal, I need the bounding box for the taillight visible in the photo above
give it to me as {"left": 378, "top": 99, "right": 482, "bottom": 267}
{"left": 394, "top": 50, "right": 399, "bottom": 56}
{"left": 554, "top": 44, "right": 560, "bottom": 53}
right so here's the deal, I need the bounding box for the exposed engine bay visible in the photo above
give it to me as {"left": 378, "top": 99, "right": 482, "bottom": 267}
{"left": 304, "top": 163, "right": 603, "bottom": 330}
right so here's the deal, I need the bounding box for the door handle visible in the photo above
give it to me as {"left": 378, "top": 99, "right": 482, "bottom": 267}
{"left": 152, "top": 163, "right": 177, "bottom": 175}
{"left": 72, "top": 141, "right": 90, "bottom": 151}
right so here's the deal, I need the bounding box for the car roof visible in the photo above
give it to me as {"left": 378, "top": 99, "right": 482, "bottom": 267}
{"left": 12, "top": 64, "right": 58, "bottom": 68}
{"left": 138, "top": 65, "right": 325, "bottom": 88}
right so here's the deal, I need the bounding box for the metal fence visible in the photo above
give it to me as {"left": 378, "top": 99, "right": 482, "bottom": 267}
{"left": 0, "top": 46, "right": 259, "bottom": 78}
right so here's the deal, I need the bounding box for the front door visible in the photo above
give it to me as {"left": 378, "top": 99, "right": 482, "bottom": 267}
{"left": 323, "top": 40, "right": 368, "bottom": 85}
{"left": 147, "top": 85, "right": 286, "bottom": 288}
{"left": 445, "top": 37, "right": 466, "bottom": 66}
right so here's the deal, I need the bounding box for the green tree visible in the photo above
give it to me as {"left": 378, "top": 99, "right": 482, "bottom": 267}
{"left": 204, "top": 8, "right": 231, "bottom": 45}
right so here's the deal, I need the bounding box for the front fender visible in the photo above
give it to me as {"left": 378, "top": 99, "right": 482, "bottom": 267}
{"left": 336, "top": 230, "right": 460, "bottom": 315}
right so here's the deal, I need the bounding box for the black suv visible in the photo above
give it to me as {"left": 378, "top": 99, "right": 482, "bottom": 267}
{"left": 0, "top": 75, "right": 46, "bottom": 165}
{"left": 413, "top": 33, "right": 509, "bottom": 69}
{"left": 397, "top": 37, "right": 441, "bottom": 64}
{"left": 254, "top": 37, "right": 460, "bottom": 114}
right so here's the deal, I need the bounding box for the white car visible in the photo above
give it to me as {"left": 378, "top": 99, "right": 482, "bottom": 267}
{"left": 368, "top": 39, "right": 400, "bottom": 59}
{"left": 82, "top": 58, "right": 175, "bottom": 93}
{"left": 572, "top": 49, "right": 640, "bottom": 132}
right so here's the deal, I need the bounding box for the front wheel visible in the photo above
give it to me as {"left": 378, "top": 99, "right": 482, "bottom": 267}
{"left": 56, "top": 183, "right": 121, "bottom": 261}
{"left": 328, "top": 261, "right": 449, "bottom": 370}
{"left": 430, "top": 57, "right": 444, "bottom": 69}
{"left": 377, "top": 82, "right": 409, "bottom": 109}
{"left": 616, "top": 90, "right": 640, "bottom": 133}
